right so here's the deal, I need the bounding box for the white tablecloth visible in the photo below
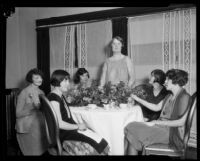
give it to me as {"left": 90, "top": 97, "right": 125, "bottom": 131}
{"left": 70, "top": 105, "right": 144, "bottom": 155}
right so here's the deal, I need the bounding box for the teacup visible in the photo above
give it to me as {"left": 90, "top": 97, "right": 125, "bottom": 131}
{"left": 88, "top": 104, "right": 97, "bottom": 109}
{"left": 103, "top": 104, "right": 110, "bottom": 110}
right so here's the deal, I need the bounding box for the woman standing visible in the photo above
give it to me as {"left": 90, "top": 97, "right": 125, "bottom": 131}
{"left": 99, "top": 36, "right": 135, "bottom": 88}
{"left": 15, "top": 68, "right": 48, "bottom": 155}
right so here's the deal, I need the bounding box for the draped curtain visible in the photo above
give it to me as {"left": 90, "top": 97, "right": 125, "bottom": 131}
{"left": 128, "top": 7, "right": 196, "bottom": 94}
{"left": 49, "top": 26, "right": 66, "bottom": 75}
{"left": 162, "top": 8, "right": 196, "bottom": 94}
{"left": 36, "top": 28, "right": 50, "bottom": 94}
{"left": 49, "top": 20, "right": 112, "bottom": 81}
{"left": 49, "top": 24, "right": 86, "bottom": 77}
{"left": 64, "top": 25, "right": 76, "bottom": 76}
{"left": 85, "top": 20, "right": 112, "bottom": 80}
{"left": 77, "top": 24, "right": 87, "bottom": 68}
{"left": 128, "top": 13, "right": 164, "bottom": 84}
{"left": 112, "top": 17, "right": 128, "bottom": 55}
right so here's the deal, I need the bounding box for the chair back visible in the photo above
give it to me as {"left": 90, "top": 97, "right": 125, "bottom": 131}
{"left": 39, "top": 94, "right": 62, "bottom": 155}
{"left": 183, "top": 92, "right": 196, "bottom": 151}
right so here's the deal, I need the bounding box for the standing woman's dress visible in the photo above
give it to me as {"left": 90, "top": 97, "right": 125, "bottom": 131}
{"left": 105, "top": 56, "right": 129, "bottom": 85}
{"left": 15, "top": 85, "right": 48, "bottom": 155}
{"left": 47, "top": 93, "right": 108, "bottom": 154}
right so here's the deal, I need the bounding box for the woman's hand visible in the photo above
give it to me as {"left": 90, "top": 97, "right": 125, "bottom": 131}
{"left": 127, "top": 97, "right": 135, "bottom": 105}
{"left": 28, "top": 93, "right": 40, "bottom": 108}
{"left": 66, "top": 96, "right": 74, "bottom": 103}
{"left": 131, "top": 94, "right": 140, "bottom": 102}
{"left": 77, "top": 123, "right": 87, "bottom": 131}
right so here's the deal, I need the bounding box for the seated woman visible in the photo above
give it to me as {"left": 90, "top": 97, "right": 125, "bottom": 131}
{"left": 124, "top": 69, "right": 192, "bottom": 155}
{"left": 133, "top": 69, "right": 171, "bottom": 121}
{"left": 47, "top": 69, "right": 109, "bottom": 155}
{"left": 73, "top": 68, "right": 91, "bottom": 89}
{"left": 15, "top": 68, "right": 48, "bottom": 155}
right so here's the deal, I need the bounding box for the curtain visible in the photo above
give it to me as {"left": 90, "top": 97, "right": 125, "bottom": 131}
{"left": 162, "top": 8, "right": 196, "bottom": 94}
{"left": 64, "top": 25, "right": 76, "bottom": 76}
{"left": 50, "top": 24, "right": 86, "bottom": 78}
{"left": 77, "top": 24, "right": 87, "bottom": 68}
{"left": 36, "top": 28, "right": 50, "bottom": 95}
{"left": 49, "top": 20, "right": 112, "bottom": 81}
{"left": 163, "top": 8, "right": 196, "bottom": 141}
{"left": 128, "top": 13, "right": 164, "bottom": 84}
{"left": 128, "top": 8, "right": 196, "bottom": 94}
{"left": 85, "top": 20, "right": 112, "bottom": 80}
{"left": 112, "top": 17, "right": 128, "bottom": 55}
{"left": 49, "top": 26, "right": 66, "bottom": 75}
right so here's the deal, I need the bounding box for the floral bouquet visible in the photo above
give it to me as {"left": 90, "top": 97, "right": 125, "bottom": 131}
{"left": 65, "top": 79, "right": 153, "bottom": 108}
{"left": 66, "top": 80, "right": 103, "bottom": 106}
{"left": 128, "top": 84, "right": 153, "bottom": 105}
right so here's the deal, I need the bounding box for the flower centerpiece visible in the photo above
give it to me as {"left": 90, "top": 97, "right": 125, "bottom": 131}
{"left": 66, "top": 80, "right": 102, "bottom": 106}
{"left": 128, "top": 84, "right": 154, "bottom": 105}
{"left": 65, "top": 79, "right": 153, "bottom": 109}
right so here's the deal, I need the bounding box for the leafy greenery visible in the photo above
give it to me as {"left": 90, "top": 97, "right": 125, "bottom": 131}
{"left": 65, "top": 80, "right": 153, "bottom": 107}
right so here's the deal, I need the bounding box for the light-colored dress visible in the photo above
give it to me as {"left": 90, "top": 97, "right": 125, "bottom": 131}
{"left": 15, "top": 85, "right": 48, "bottom": 155}
{"left": 105, "top": 56, "right": 129, "bottom": 85}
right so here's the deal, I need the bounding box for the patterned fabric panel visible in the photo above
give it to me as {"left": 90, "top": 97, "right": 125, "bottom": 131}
{"left": 62, "top": 140, "right": 99, "bottom": 155}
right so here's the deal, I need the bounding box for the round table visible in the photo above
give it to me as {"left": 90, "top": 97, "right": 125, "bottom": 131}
{"left": 70, "top": 105, "right": 144, "bottom": 155}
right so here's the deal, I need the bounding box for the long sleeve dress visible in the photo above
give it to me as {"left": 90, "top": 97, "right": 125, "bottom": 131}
{"left": 15, "top": 85, "right": 48, "bottom": 155}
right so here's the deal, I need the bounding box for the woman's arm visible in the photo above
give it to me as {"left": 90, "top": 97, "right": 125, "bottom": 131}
{"left": 148, "top": 94, "right": 191, "bottom": 127}
{"left": 99, "top": 62, "right": 107, "bottom": 88}
{"left": 16, "top": 90, "right": 34, "bottom": 118}
{"left": 131, "top": 94, "right": 163, "bottom": 112}
{"left": 50, "top": 101, "right": 84, "bottom": 130}
{"left": 152, "top": 111, "right": 188, "bottom": 127}
{"left": 126, "top": 57, "right": 135, "bottom": 87}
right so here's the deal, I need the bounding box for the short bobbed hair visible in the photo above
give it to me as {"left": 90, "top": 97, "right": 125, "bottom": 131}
{"left": 25, "top": 68, "right": 44, "bottom": 83}
{"left": 50, "top": 70, "right": 70, "bottom": 87}
{"left": 166, "top": 69, "right": 188, "bottom": 87}
{"left": 151, "top": 69, "right": 166, "bottom": 85}
{"left": 74, "top": 68, "right": 89, "bottom": 84}
{"left": 111, "top": 36, "right": 124, "bottom": 47}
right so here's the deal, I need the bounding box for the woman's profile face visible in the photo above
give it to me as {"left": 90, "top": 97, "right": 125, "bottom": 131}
{"left": 32, "top": 74, "right": 43, "bottom": 87}
{"left": 111, "top": 38, "right": 122, "bottom": 53}
{"left": 164, "top": 77, "right": 173, "bottom": 91}
{"left": 149, "top": 74, "right": 155, "bottom": 85}
{"left": 80, "top": 73, "right": 89, "bottom": 84}
{"left": 60, "top": 78, "right": 70, "bottom": 92}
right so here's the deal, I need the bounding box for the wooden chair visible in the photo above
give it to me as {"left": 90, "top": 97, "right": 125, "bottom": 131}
{"left": 143, "top": 93, "right": 196, "bottom": 159}
{"left": 39, "top": 94, "right": 98, "bottom": 155}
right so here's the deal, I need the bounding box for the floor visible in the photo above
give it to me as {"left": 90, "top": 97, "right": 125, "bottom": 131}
{"left": 6, "top": 139, "right": 197, "bottom": 158}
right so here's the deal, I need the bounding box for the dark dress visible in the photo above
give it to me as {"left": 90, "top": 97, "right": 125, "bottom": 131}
{"left": 140, "top": 86, "right": 170, "bottom": 121}
{"left": 47, "top": 93, "right": 108, "bottom": 154}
